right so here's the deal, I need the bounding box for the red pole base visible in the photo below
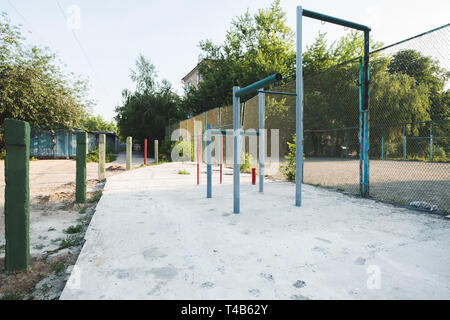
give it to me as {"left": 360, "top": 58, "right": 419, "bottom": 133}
{"left": 220, "top": 164, "right": 223, "bottom": 184}
{"left": 197, "top": 163, "right": 199, "bottom": 185}
{"left": 252, "top": 168, "right": 256, "bottom": 185}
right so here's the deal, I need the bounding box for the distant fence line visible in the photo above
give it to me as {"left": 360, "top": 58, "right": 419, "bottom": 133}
{"left": 0, "top": 126, "right": 119, "bottom": 158}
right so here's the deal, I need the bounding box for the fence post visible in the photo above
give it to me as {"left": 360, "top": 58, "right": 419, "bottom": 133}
{"left": 403, "top": 125, "right": 407, "bottom": 161}
{"left": 126, "top": 136, "right": 132, "bottom": 170}
{"left": 4, "top": 118, "right": 30, "bottom": 271}
{"left": 345, "top": 131, "right": 349, "bottom": 159}
{"left": 233, "top": 86, "right": 241, "bottom": 213}
{"left": 206, "top": 124, "right": 212, "bottom": 198}
{"left": 76, "top": 131, "right": 87, "bottom": 203}
{"left": 381, "top": 130, "right": 384, "bottom": 160}
{"left": 154, "top": 139, "right": 158, "bottom": 164}
{"left": 144, "top": 138, "right": 147, "bottom": 165}
{"left": 98, "top": 134, "right": 106, "bottom": 180}
{"left": 430, "top": 123, "right": 433, "bottom": 162}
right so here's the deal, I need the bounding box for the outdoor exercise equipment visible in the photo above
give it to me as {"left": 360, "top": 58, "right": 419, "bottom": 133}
{"left": 230, "top": 6, "right": 370, "bottom": 213}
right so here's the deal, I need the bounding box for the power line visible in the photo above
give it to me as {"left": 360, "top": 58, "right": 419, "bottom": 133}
{"left": 6, "top": 0, "right": 48, "bottom": 46}
{"left": 54, "top": 0, "right": 112, "bottom": 97}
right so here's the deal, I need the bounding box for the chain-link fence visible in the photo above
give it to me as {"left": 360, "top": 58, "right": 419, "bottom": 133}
{"left": 166, "top": 23, "right": 449, "bottom": 213}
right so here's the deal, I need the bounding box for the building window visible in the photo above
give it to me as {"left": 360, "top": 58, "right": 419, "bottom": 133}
{"left": 187, "top": 81, "right": 192, "bottom": 90}
{"left": 196, "top": 73, "right": 201, "bottom": 84}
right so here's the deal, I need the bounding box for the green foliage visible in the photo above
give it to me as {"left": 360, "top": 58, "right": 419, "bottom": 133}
{"left": 0, "top": 148, "right": 5, "bottom": 160}
{"left": 50, "top": 261, "right": 66, "bottom": 276}
{"left": 82, "top": 115, "right": 117, "bottom": 133}
{"left": 160, "top": 137, "right": 177, "bottom": 161}
{"left": 63, "top": 224, "right": 83, "bottom": 234}
{"left": 178, "top": 169, "right": 190, "bottom": 175}
{"left": 0, "top": 13, "right": 92, "bottom": 128}
{"left": 172, "top": 140, "right": 192, "bottom": 162}
{"left": 280, "top": 135, "right": 297, "bottom": 181}
{"left": 115, "top": 55, "right": 185, "bottom": 146}
{"left": 181, "top": 0, "right": 296, "bottom": 116}
{"left": 1, "top": 291, "right": 24, "bottom": 300}
{"left": 240, "top": 152, "right": 251, "bottom": 173}
{"left": 86, "top": 146, "right": 117, "bottom": 163}
{"left": 59, "top": 235, "right": 84, "bottom": 249}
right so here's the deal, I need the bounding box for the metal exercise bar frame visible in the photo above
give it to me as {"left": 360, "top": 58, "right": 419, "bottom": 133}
{"left": 300, "top": 6, "right": 371, "bottom": 199}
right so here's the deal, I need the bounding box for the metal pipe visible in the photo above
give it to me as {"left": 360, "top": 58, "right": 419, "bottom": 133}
{"left": 207, "top": 124, "right": 212, "bottom": 198}
{"left": 295, "top": 6, "right": 303, "bottom": 207}
{"left": 258, "top": 89, "right": 265, "bottom": 193}
{"left": 235, "top": 73, "right": 282, "bottom": 98}
{"left": 303, "top": 9, "right": 371, "bottom": 31}
{"left": 233, "top": 86, "right": 240, "bottom": 213}
{"left": 257, "top": 90, "right": 297, "bottom": 96}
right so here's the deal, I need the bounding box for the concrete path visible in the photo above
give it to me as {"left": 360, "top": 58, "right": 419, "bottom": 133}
{"left": 61, "top": 162, "right": 450, "bottom": 300}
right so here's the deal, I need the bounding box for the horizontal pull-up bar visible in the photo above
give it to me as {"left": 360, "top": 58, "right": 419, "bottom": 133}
{"left": 257, "top": 90, "right": 297, "bottom": 96}
{"left": 303, "top": 9, "right": 371, "bottom": 32}
{"left": 210, "top": 129, "right": 259, "bottom": 136}
{"left": 235, "top": 73, "right": 282, "bottom": 98}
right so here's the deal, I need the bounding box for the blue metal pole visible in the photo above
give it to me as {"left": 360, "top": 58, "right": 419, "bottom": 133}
{"left": 258, "top": 89, "right": 265, "bottom": 193}
{"left": 233, "top": 86, "right": 240, "bottom": 214}
{"left": 430, "top": 123, "right": 433, "bottom": 162}
{"left": 295, "top": 6, "right": 303, "bottom": 207}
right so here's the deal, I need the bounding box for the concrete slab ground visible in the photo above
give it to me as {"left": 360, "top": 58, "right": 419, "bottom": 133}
{"left": 61, "top": 162, "right": 450, "bottom": 300}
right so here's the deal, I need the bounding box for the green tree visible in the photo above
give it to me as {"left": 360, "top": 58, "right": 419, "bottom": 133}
{"left": 181, "top": 0, "right": 296, "bottom": 116}
{"left": 82, "top": 115, "right": 117, "bottom": 132}
{"left": 114, "top": 56, "right": 184, "bottom": 147}
{"left": 0, "top": 13, "right": 92, "bottom": 128}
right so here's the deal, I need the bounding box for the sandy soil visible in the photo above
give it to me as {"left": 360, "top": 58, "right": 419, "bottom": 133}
{"left": 0, "top": 152, "right": 146, "bottom": 243}
{"left": 61, "top": 162, "right": 450, "bottom": 300}
{"left": 0, "top": 152, "right": 146, "bottom": 299}
{"left": 302, "top": 158, "right": 450, "bottom": 212}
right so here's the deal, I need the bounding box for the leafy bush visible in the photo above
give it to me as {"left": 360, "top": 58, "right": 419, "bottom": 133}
{"left": 0, "top": 148, "right": 5, "bottom": 160}
{"left": 240, "top": 152, "right": 251, "bottom": 173}
{"left": 160, "top": 137, "right": 177, "bottom": 161}
{"left": 280, "top": 135, "right": 305, "bottom": 181}
{"left": 86, "top": 146, "right": 117, "bottom": 163}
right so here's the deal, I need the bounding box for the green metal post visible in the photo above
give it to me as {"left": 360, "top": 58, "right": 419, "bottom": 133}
{"left": 430, "top": 123, "right": 433, "bottom": 162}
{"left": 381, "top": 132, "right": 384, "bottom": 160}
{"left": 76, "top": 131, "right": 87, "bottom": 203}
{"left": 403, "top": 125, "right": 407, "bottom": 161}
{"left": 154, "top": 139, "right": 158, "bottom": 164}
{"left": 4, "top": 118, "right": 30, "bottom": 271}
{"left": 98, "top": 134, "right": 106, "bottom": 180}
{"left": 126, "top": 136, "right": 132, "bottom": 170}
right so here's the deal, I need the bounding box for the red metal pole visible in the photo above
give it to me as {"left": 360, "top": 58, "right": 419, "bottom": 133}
{"left": 197, "top": 135, "right": 200, "bottom": 185}
{"left": 144, "top": 138, "right": 147, "bottom": 165}
{"left": 220, "top": 136, "right": 223, "bottom": 184}
{"left": 252, "top": 168, "right": 256, "bottom": 185}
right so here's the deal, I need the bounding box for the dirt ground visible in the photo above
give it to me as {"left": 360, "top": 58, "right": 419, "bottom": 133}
{"left": 0, "top": 152, "right": 145, "bottom": 299}
{"left": 302, "top": 158, "right": 450, "bottom": 213}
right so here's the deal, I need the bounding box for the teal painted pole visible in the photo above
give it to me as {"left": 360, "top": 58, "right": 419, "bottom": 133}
{"left": 154, "top": 139, "right": 159, "bottom": 164}
{"left": 235, "top": 73, "right": 282, "bottom": 98}
{"left": 430, "top": 123, "right": 433, "bottom": 162}
{"left": 4, "top": 118, "right": 30, "bottom": 271}
{"left": 295, "top": 6, "right": 304, "bottom": 207}
{"left": 381, "top": 133, "right": 384, "bottom": 160}
{"left": 76, "top": 131, "right": 87, "bottom": 203}
{"left": 345, "top": 132, "right": 348, "bottom": 159}
{"left": 403, "top": 125, "right": 406, "bottom": 161}
{"left": 358, "top": 57, "right": 364, "bottom": 196}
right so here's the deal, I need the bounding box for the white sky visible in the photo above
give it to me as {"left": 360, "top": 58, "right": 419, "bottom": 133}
{"left": 1, "top": 0, "right": 449, "bottom": 121}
